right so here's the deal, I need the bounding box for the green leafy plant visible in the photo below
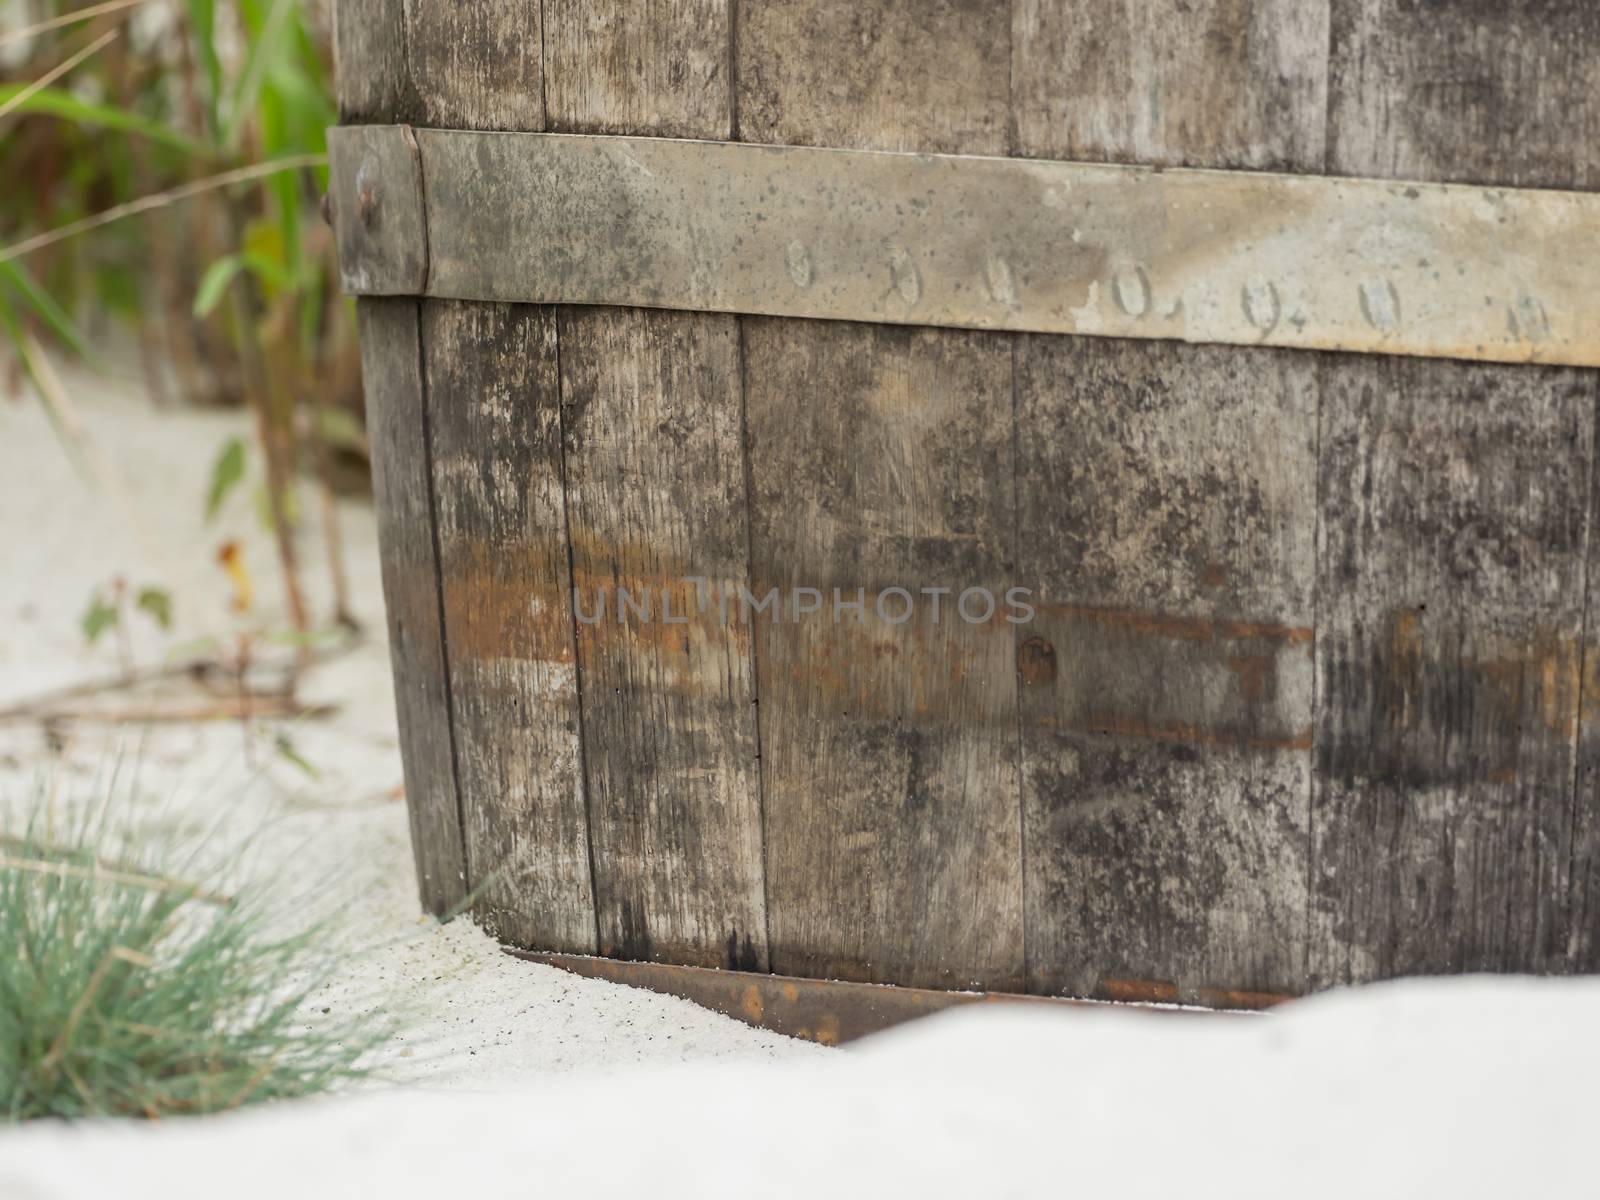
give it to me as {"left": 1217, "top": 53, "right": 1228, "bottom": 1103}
{"left": 1, "top": 785, "right": 383, "bottom": 1120}
{"left": 80, "top": 579, "right": 173, "bottom": 644}
{"left": 1, "top": 0, "right": 364, "bottom": 655}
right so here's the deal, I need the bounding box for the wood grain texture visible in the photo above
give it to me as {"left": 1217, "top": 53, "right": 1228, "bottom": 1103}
{"left": 1012, "top": 0, "right": 1330, "bottom": 170}
{"left": 333, "top": 0, "right": 418, "bottom": 124}
{"left": 403, "top": 0, "right": 544, "bottom": 132}
{"left": 736, "top": 0, "right": 1010, "bottom": 154}
{"left": 1308, "top": 357, "right": 1595, "bottom": 985}
{"left": 544, "top": 0, "right": 730, "bottom": 139}
{"left": 1578, "top": 521, "right": 1600, "bottom": 969}
{"left": 1328, "top": 0, "right": 1600, "bottom": 190}
{"left": 558, "top": 307, "right": 767, "bottom": 970}
{"left": 736, "top": 6, "right": 1022, "bottom": 989}
{"left": 423, "top": 299, "right": 596, "bottom": 953}
{"left": 538, "top": 5, "right": 754, "bottom": 967}
{"left": 1016, "top": 336, "right": 1318, "bottom": 999}
{"left": 745, "top": 319, "right": 1024, "bottom": 990}
{"left": 1005, "top": 8, "right": 1329, "bottom": 1000}
{"left": 1318, "top": 4, "right": 1600, "bottom": 982}
{"left": 356, "top": 298, "right": 466, "bottom": 915}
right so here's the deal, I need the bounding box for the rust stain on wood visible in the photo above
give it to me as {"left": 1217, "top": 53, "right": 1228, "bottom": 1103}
{"left": 1051, "top": 716, "right": 1314, "bottom": 754}
{"left": 438, "top": 546, "right": 576, "bottom": 667}
{"left": 1038, "top": 603, "right": 1314, "bottom": 646}
{"left": 1023, "top": 600, "right": 1316, "bottom": 755}
{"left": 1320, "top": 606, "right": 1589, "bottom": 787}
{"left": 1017, "top": 637, "right": 1058, "bottom": 686}
{"left": 438, "top": 532, "right": 1339, "bottom": 748}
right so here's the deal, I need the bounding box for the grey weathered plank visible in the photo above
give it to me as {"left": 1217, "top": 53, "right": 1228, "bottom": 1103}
{"left": 356, "top": 298, "right": 466, "bottom": 915}
{"left": 1328, "top": 0, "right": 1600, "bottom": 191}
{"left": 1308, "top": 356, "right": 1594, "bottom": 984}
{"left": 557, "top": 307, "right": 767, "bottom": 970}
{"left": 737, "top": 4, "right": 1023, "bottom": 990}
{"left": 544, "top": 0, "right": 730, "bottom": 139}
{"left": 338, "top": 7, "right": 456, "bottom": 916}
{"left": 403, "top": 0, "right": 544, "bottom": 132}
{"left": 1014, "top": 336, "right": 1318, "bottom": 1001}
{"left": 1011, "top": 0, "right": 1328, "bottom": 174}
{"left": 1008, "top": 4, "right": 1328, "bottom": 1001}
{"left": 343, "top": 3, "right": 565, "bottom": 945}
{"left": 1579, "top": 556, "right": 1600, "bottom": 970}
{"left": 423, "top": 299, "right": 596, "bottom": 953}
{"left": 744, "top": 319, "right": 1024, "bottom": 990}
{"left": 1315, "top": 1, "right": 1600, "bottom": 983}
{"left": 332, "top": 0, "right": 418, "bottom": 124}
{"left": 540, "top": 2, "right": 760, "bottom": 967}
{"left": 737, "top": 0, "right": 1010, "bottom": 154}
{"left": 1012, "top": 0, "right": 1330, "bottom": 170}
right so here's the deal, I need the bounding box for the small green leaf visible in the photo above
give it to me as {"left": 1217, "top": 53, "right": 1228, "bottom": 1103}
{"left": 81, "top": 592, "right": 118, "bottom": 645}
{"left": 193, "top": 256, "right": 244, "bottom": 318}
{"left": 205, "top": 437, "right": 246, "bottom": 522}
{"left": 275, "top": 733, "right": 318, "bottom": 778}
{"left": 135, "top": 587, "right": 174, "bottom": 630}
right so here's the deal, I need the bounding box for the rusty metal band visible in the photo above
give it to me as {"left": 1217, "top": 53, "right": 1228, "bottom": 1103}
{"left": 502, "top": 951, "right": 1261, "bottom": 1043}
{"left": 328, "top": 124, "right": 1600, "bottom": 368}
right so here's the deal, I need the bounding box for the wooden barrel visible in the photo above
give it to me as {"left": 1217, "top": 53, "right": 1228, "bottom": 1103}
{"left": 333, "top": 1, "right": 1600, "bottom": 1006}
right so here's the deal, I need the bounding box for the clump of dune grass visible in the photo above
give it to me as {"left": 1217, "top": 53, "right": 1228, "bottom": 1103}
{"left": 1, "top": 784, "right": 383, "bottom": 1120}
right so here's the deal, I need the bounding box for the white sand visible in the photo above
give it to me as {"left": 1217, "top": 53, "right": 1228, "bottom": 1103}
{"left": 5, "top": 976, "right": 1600, "bottom": 1197}
{"left": 2, "top": 356, "right": 1597, "bottom": 1197}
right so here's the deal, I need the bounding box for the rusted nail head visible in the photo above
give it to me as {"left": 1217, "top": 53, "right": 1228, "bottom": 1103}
{"left": 357, "top": 182, "right": 378, "bottom": 227}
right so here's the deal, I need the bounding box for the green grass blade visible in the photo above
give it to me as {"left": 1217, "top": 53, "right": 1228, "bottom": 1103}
{"left": 0, "top": 302, "right": 93, "bottom": 481}
{"left": 184, "top": 0, "right": 223, "bottom": 137}
{"left": 0, "top": 85, "right": 208, "bottom": 155}
{"left": 222, "top": 0, "right": 295, "bottom": 151}
{"left": 0, "top": 260, "right": 101, "bottom": 368}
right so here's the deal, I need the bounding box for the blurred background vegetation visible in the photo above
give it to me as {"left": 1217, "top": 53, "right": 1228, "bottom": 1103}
{"left": 1, "top": 0, "right": 363, "bottom": 678}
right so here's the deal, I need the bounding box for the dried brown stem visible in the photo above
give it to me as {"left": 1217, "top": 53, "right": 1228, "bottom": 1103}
{"left": 7, "top": 854, "right": 233, "bottom": 906}
{"left": 0, "top": 29, "right": 118, "bottom": 125}
{"left": 0, "top": 0, "right": 152, "bottom": 49}
{"left": 0, "top": 838, "right": 231, "bottom": 905}
{"left": 23, "top": 697, "right": 336, "bottom": 724}
{"left": 216, "top": 201, "right": 312, "bottom": 652}
{"left": 0, "top": 157, "right": 326, "bottom": 266}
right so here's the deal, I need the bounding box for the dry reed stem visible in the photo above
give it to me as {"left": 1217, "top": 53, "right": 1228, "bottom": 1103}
{"left": 0, "top": 156, "right": 327, "bottom": 265}
{"left": 0, "top": 0, "right": 153, "bottom": 49}
{"left": 0, "top": 854, "right": 233, "bottom": 905}
{"left": 0, "top": 29, "right": 118, "bottom": 124}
